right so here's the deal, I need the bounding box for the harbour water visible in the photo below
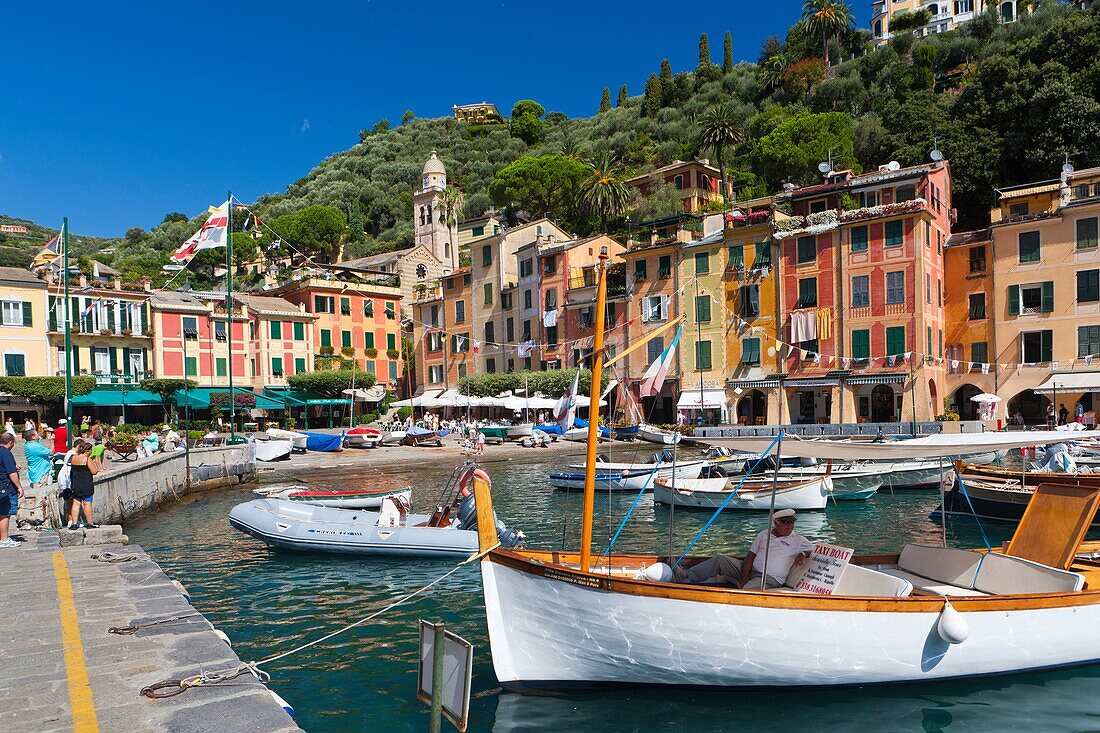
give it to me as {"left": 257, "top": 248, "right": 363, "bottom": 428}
{"left": 126, "top": 452, "right": 1100, "bottom": 732}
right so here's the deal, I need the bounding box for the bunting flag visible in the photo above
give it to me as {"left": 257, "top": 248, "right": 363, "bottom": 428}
{"left": 981, "top": 363, "right": 990, "bottom": 375}
{"left": 32, "top": 233, "right": 61, "bottom": 268}
{"left": 473, "top": 340, "right": 481, "bottom": 354}
{"left": 552, "top": 370, "right": 580, "bottom": 431}
{"left": 170, "top": 200, "right": 230, "bottom": 264}
{"left": 638, "top": 324, "right": 683, "bottom": 398}
{"left": 242, "top": 213, "right": 263, "bottom": 232}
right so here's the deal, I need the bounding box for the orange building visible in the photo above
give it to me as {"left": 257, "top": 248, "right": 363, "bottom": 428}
{"left": 626, "top": 160, "right": 729, "bottom": 213}
{"left": 411, "top": 267, "right": 473, "bottom": 392}
{"left": 943, "top": 229, "right": 996, "bottom": 420}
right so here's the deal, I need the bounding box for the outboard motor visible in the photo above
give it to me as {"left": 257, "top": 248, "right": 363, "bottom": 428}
{"left": 743, "top": 455, "right": 778, "bottom": 476}
{"left": 456, "top": 494, "right": 525, "bottom": 548}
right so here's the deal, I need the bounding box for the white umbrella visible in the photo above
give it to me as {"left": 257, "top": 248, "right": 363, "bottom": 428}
{"left": 970, "top": 393, "right": 1001, "bottom": 402}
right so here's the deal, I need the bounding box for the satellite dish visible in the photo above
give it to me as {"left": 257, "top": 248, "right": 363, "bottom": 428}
{"left": 930, "top": 149, "right": 944, "bottom": 162}
{"left": 888, "top": 161, "right": 901, "bottom": 171}
{"left": 818, "top": 161, "right": 833, "bottom": 174}
{"left": 1063, "top": 163, "right": 1075, "bottom": 175}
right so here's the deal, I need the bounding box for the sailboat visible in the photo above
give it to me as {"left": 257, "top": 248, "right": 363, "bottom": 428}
{"left": 470, "top": 246, "right": 1100, "bottom": 689}
{"left": 608, "top": 381, "right": 642, "bottom": 439}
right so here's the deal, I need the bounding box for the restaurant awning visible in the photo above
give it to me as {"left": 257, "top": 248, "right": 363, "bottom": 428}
{"left": 677, "top": 388, "right": 726, "bottom": 410}
{"left": 1033, "top": 372, "right": 1100, "bottom": 394}
{"left": 264, "top": 388, "right": 352, "bottom": 407}
{"left": 72, "top": 388, "right": 164, "bottom": 407}
{"left": 784, "top": 377, "right": 840, "bottom": 387}
{"left": 175, "top": 388, "right": 286, "bottom": 410}
{"left": 728, "top": 379, "right": 780, "bottom": 389}
{"left": 846, "top": 373, "right": 907, "bottom": 385}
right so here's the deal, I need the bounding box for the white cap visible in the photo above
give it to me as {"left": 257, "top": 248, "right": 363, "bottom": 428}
{"left": 774, "top": 509, "right": 797, "bottom": 521}
{"left": 58, "top": 419, "right": 67, "bottom": 425}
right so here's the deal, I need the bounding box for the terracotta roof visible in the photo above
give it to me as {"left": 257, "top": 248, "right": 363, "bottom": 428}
{"left": 149, "top": 291, "right": 209, "bottom": 310}
{"left": 945, "top": 229, "right": 991, "bottom": 248}
{"left": 0, "top": 267, "right": 46, "bottom": 288}
{"left": 234, "top": 294, "right": 305, "bottom": 315}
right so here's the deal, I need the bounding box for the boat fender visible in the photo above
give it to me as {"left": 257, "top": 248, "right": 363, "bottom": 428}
{"left": 936, "top": 600, "right": 969, "bottom": 644}
{"left": 269, "top": 690, "right": 294, "bottom": 717}
{"left": 638, "top": 562, "right": 673, "bottom": 582}
{"left": 172, "top": 580, "right": 191, "bottom": 603}
{"left": 457, "top": 467, "right": 491, "bottom": 498}
{"left": 212, "top": 628, "right": 232, "bottom": 646}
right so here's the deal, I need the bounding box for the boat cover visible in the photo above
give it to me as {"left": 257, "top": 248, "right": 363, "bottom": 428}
{"left": 303, "top": 432, "right": 344, "bottom": 451}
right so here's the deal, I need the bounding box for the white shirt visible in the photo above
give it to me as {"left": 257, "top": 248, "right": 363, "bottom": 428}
{"left": 748, "top": 528, "right": 814, "bottom": 584}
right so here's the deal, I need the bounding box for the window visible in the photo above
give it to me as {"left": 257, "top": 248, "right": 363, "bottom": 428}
{"left": 320, "top": 329, "right": 331, "bottom": 347}
{"left": 293, "top": 322, "right": 305, "bottom": 341}
{"left": 428, "top": 365, "right": 443, "bottom": 383}
{"left": 647, "top": 337, "right": 664, "bottom": 363}
{"left": 506, "top": 318, "right": 514, "bottom": 342}
{"left": 642, "top": 295, "right": 667, "bottom": 321}
{"left": 483, "top": 283, "right": 493, "bottom": 305}
{"left": 501, "top": 292, "right": 512, "bottom": 310}
{"left": 294, "top": 357, "right": 306, "bottom": 374}
{"left": 926, "top": 273, "right": 932, "bottom": 303}
{"left": 927, "top": 326, "right": 933, "bottom": 355}
{"left": 971, "top": 342, "right": 988, "bottom": 364}
{"left": 886, "top": 271, "right": 905, "bottom": 304}
{"left": 182, "top": 316, "right": 198, "bottom": 340}
{"left": 216, "top": 358, "right": 227, "bottom": 377}
{"left": 485, "top": 321, "right": 495, "bottom": 342}
{"left": 389, "top": 361, "right": 398, "bottom": 381}
{"left": 695, "top": 295, "right": 711, "bottom": 323}
{"left": 185, "top": 356, "right": 197, "bottom": 377}
{"left": 364, "top": 299, "right": 374, "bottom": 317}
{"left": 755, "top": 241, "right": 771, "bottom": 266}
{"left": 214, "top": 320, "right": 226, "bottom": 341}
{"left": 340, "top": 297, "right": 351, "bottom": 315}
{"left": 0, "top": 301, "right": 30, "bottom": 327}
{"left": 486, "top": 358, "right": 496, "bottom": 374}
{"left": 271, "top": 357, "right": 283, "bottom": 377}
{"left": 545, "top": 325, "right": 558, "bottom": 345}
{"left": 365, "top": 332, "right": 375, "bottom": 349}
{"left": 1078, "top": 218, "right": 1099, "bottom": 249}
{"left": 313, "top": 295, "right": 335, "bottom": 313}
{"left": 1021, "top": 330, "right": 1052, "bottom": 363}
{"left": 696, "top": 341, "right": 712, "bottom": 370}
{"left": 454, "top": 300, "right": 466, "bottom": 323}
{"left": 341, "top": 330, "right": 352, "bottom": 348}
{"left": 658, "top": 255, "right": 672, "bottom": 278}
{"left": 895, "top": 184, "right": 916, "bottom": 202}
{"left": 797, "top": 236, "right": 816, "bottom": 264}
{"left": 938, "top": 329, "right": 943, "bottom": 358}
{"left": 851, "top": 275, "right": 869, "bottom": 308}
{"left": 800, "top": 338, "right": 819, "bottom": 356}
{"left": 886, "top": 326, "right": 906, "bottom": 356}
{"left": 384, "top": 302, "right": 395, "bottom": 319}
{"left": 471, "top": 226, "right": 484, "bottom": 237}
{"left": 579, "top": 307, "right": 593, "bottom": 328}
{"left": 885, "top": 220, "right": 904, "bottom": 247}
{"left": 427, "top": 332, "right": 443, "bottom": 351}
{"left": 797, "top": 278, "right": 817, "bottom": 308}
{"left": 1079, "top": 270, "right": 1100, "bottom": 303}
{"left": 543, "top": 256, "right": 557, "bottom": 274}
{"left": 451, "top": 334, "right": 470, "bottom": 352}
{"left": 520, "top": 259, "right": 533, "bottom": 277}
{"left": 674, "top": 174, "right": 684, "bottom": 190}
{"left": 968, "top": 293, "right": 986, "bottom": 319}
{"left": 1079, "top": 326, "right": 1100, "bottom": 358}
{"left": 858, "top": 190, "right": 878, "bottom": 208}
{"left": 852, "top": 329, "right": 870, "bottom": 361}
{"left": 850, "top": 226, "right": 868, "bottom": 252}
{"left": 739, "top": 285, "right": 759, "bottom": 317}
{"left": 3, "top": 353, "right": 24, "bottom": 377}
{"left": 482, "top": 246, "right": 492, "bottom": 267}
{"left": 634, "top": 260, "right": 648, "bottom": 281}
{"left": 428, "top": 305, "right": 440, "bottom": 327}
{"left": 1010, "top": 202, "right": 1029, "bottom": 217}
{"left": 695, "top": 252, "right": 710, "bottom": 274}
{"left": 524, "top": 290, "right": 532, "bottom": 309}
{"left": 742, "top": 337, "right": 760, "bottom": 365}
{"left": 545, "top": 289, "right": 557, "bottom": 309}
{"left": 1008, "top": 282, "right": 1053, "bottom": 315}
{"left": 605, "top": 302, "right": 617, "bottom": 327}
{"left": 1018, "top": 231, "right": 1040, "bottom": 263}
{"left": 938, "top": 279, "right": 942, "bottom": 307}
{"left": 728, "top": 245, "right": 744, "bottom": 268}
{"left": 969, "top": 245, "right": 986, "bottom": 272}
{"left": 270, "top": 320, "right": 282, "bottom": 339}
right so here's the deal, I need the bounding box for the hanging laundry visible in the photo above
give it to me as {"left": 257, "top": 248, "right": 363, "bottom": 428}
{"left": 789, "top": 310, "right": 817, "bottom": 343}
{"left": 816, "top": 308, "right": 832, "bottom": 341}
{"left": 543, "top": 309, "right": 559, "bottom": 328}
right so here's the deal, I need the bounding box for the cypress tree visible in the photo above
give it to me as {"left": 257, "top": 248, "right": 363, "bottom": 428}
{"left": 659, "top": 59, "right": 673, "bottom": 107}
{"left": 642, "top": 73, "right": 661, "bottom": 118}
{"left": 698, "top": 33, "right": 711, "bottom": 70}
{"left": 616, "top": 84, "right": 628, "bottom": 107}
{"left": 723, "top": 32, "right": 733, "bottom": 73}
{"left": 599, "top": 87, "right": 611, "bottom": 113}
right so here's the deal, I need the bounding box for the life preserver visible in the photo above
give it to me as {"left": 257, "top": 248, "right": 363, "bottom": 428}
{"left": 458, "top": 467, "right": 491, "bottom": 498}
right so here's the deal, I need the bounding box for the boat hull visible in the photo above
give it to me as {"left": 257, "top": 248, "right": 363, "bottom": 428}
{"left": 480, "top": 555, "right": 1100, "bottom": 687}
{"left": 506, "top": 424, "right": 534, "bottom": 439}
{"left": 254, "top": 439, "right": 293, "bottom": 462}
{"left": 266, "top": 428, "right": 308, "bottom": 452}
{"left": 281, "top": 487, "right": 412, "bottom": 509}
{"left": 653, "top": 476, "right": 830, "bottom": 510}
{"left": 637, "top": 425, "right": 679, "bottom": 445}
{"left": 549, "top": 461, "right": 705, "bottom": 492}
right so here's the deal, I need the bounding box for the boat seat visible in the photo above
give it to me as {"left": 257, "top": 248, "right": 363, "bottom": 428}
{"left": 876, "top": 569, "right": 988, "bottom": 597}
{"left": 973, "top": 553, "right": 1084, "bottom": 595}
{"left": 779, "top": 560, "right": 914, "bottom": 597}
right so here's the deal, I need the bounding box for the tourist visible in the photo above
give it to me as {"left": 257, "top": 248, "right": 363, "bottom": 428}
{"left": 476, "top": 430, "right": 485, "bottom": 455}
{"left": 23, "top": 430, "right": 52, "bottom": 487}
{"left": 1046, "top": 404, "right": 1056, "bottom": 428}
{"left": 91, "top": 420, "right": 104, "bottom": 444}
{"left": 80, "top": 415, "right": 90, "bottom": 431}
{"left": 22, "top": 417, "right": 33, "bottom": 433}
{"left": 141, "top": 430, "right": 159, "bottom": 456}
{"left": 670, "top": 510, "right": 814, "bottom": 589}
{"left": 161, "top": 424, "right": 181, "bottom": 452}
{"left": 0, "top": 433, "right": 23, "bottom": 548}
{"left": 52, "top": 419, "right": 68, "bottom": 454}
{"left": 66, "top": 441, "right": 101, "bottom": 530}
{"left": 1059, "top": 403, "right": 1069, "bottom": 426}
{"left": 3, "top": 419, "right": 13, "bottom": 437}
{"left": 1077, "top": 401, "right": 1085, "bottom": 423}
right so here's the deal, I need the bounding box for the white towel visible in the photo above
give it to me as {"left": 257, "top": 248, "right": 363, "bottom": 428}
{"left": 543, "top": 309, "right": 559, "bottom": 328}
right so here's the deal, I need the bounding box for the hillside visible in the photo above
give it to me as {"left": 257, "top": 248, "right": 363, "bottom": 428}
{"left": 0, "top": 215, "right": 111, "bottom": 268}
{"left": 14, "top": 4, "right": 1100, "bottom": 284}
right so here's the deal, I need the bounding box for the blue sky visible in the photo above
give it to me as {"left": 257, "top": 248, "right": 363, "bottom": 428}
{"left": 1, "top": 1, "right": 867, "bottom": 238}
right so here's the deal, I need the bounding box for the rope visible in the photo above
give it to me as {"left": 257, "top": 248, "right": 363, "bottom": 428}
{"left": 139, "top": 543, "right": 499, "bottom": 699}
{"left": 91, "top": 552, "right": 137, "bottom": 563}
{"left": 110, "top": 612, "right": 203, "bottom": 635}
{"left": 952, "top": 471, "right": 993, "bottom": 551}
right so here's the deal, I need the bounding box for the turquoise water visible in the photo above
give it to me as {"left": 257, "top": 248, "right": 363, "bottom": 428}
{"left": 126, "top": 454, "right": 1100, "bottom": 732}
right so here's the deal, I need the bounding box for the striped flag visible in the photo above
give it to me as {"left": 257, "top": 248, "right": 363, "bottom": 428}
{"left": 552, "top": 370, "right": 580, "bottom": 430}
{"left": 638, "top": 324, "right": 683, "bottom": 399}
{"left": 32, "top": 232, "right": 61, "bottom": 268}
{"left": 170, "top": 200, "right": 230, "bottom": 264}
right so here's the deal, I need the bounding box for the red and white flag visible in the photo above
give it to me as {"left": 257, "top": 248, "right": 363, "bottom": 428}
{"left": 638, "top": 325, "right": 683, "bottom": 398}
{"left": 170, "top": 201, "right": 230, "bottom": 264}
{"left": 552, "top": 370, "right": 580, "bottom": 430}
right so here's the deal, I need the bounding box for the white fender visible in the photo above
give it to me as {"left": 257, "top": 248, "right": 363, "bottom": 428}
{"left": 937, "top": 599, "right": 969, "bottom": 644}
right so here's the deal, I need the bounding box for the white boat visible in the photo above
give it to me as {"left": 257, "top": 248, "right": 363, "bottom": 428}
{"left": 637, "top": 423, "right": 680, "bottom": 445}
{"left": 380, "top": 430, "right": 406, "bottom": 445}
{"left": 266, "top": 428, "right": 308, "bottom": 452}
{"left": 274, "top": 486, "right": 411, "bottom": 509}
{"left": 506, "top": 423, "right": 534, "bottom": 439}
{"left": 739, "top": 458, "right": 881, "bottom": 500}
{"left": 653, "top": 475, "right": 830, "bottom": 510}
{"left": 549, "top": 460, "right": 706, "bottom": 492}
{"left": 344, "top": 430, "right": 382, "bottom": 448}
{"left": 253, "top": 438, "right": 293, "bottom": 462}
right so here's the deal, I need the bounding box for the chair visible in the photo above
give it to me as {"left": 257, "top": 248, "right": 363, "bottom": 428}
{"left": 738, "top": 416, "right": 749, "bottom": 426}
{"left": 755, "top": 417, "right": 766, "bottom": 425}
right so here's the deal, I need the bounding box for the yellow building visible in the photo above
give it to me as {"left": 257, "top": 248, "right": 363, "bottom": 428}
{"left": 452, "top": 102, "right": 501, "bottom": 123}
{"left": 678, "top": 229, "right": 730, "bottom": 425}
{"left": 871, "top": 1, "right": 1025, "bottom": 46}
{"left": 0, "top": 267, "right": 49, "bottom": 378}
{"left": 987, "top": 166, "right": 1100, "bottom": 424}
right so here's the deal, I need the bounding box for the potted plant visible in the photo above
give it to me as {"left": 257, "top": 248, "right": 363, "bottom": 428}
{"left": 320, "top": 345, "right": 335, "bottom": 356}
{"left": 121, "top": 328, "right": 133, "bottom": 336}
{"left": 100, "top": 328, "right": 111, "bottom": 335}
{"left": 365, "top": 347, "right": 378, "bottom": 358}
{"left": 386, "top": 348, "right": 400, "bottom": 359}
{"left": 341, "top": 346, "right": 355, "bottom": 356}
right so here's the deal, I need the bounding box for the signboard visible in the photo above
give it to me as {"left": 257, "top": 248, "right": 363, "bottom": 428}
{"left": 793, "top": 543, "right": 854, "bottom": 595}
{"left": 418, "top": 620, "right": 473, "bottom": 732}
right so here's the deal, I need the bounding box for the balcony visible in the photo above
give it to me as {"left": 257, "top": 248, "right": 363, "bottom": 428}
{"left": 774, "top": 199, "right": 928, "bottom": 240}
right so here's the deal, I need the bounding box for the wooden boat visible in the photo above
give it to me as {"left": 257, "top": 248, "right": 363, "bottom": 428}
{"left": 253, "top": 438, "right": 293, "bottom": 462}
{"left": 400, "top": 426, "right": 443, "bottom": 447}
{"left": 653, "top": 475, "right": 831, "bottom": 510}
{"left": 472, "top": 251, "right": 1100, "bottom": 690}
{"left": 275, "top": 486, "right": 412, "bottom": 509}
{"left": 637, "top": 423, "right": 680, "bottom": 445}
{"left": 737, "top": 457, "right": 881, "bottom": 501}
{"left": 266, "top": 427, "right": 308, "bottom": 452}
{"left": 478, "top": 426, "right": 511, "bottom": 441}
{"left": 549, "top": 459, "right": 705, "bottom": 492}
{"left": 937, "top": 462, "right": 1100, "bottom": 523}
{"left": 506, "top": 423, "right": 534, "bottom": 439}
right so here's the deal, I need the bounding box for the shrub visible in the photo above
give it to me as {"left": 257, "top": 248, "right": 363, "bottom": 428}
{"left": 396, "top": 406, "right": 412, "bottom": 420}
{"left": 320, "top": 346, "right": 335, "bottom": 356}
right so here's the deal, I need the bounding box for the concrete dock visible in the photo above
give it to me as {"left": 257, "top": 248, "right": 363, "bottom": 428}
{"left": 0, "top": 530, "right": 303, "bottom": 733}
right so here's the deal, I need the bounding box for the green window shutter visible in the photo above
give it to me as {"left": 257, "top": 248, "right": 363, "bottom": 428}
{"left": 185, "top": 356, "right": 197, "bottom": 376}
{"left": 365, "top": 332, "right": 375, "bottom": 349}
{"left": 48, "top": 296, "right": 57, "bottom": 331}
{"left": 695, "top": 296, "right": 711, "bottom": 323}
{"left": 851, "top": 226, "right": 868, "bottom": 251}
{"left": 1008, "top": 285, "right": 1020, "bottom": 316}
{"left": 728, "top": 246, "right": 744, "bottom": 267}
{"left": 886, "top": 326, "right": 905, "bottom": 355}
{"left": 272, "top": 357, "right": 283, "bottom": 376}
{"left": 216, "top": 358, "right": 227, "bottom": 377}
{"left": 852, "top": 329, "right": 869, "bottom": 360}
{"left": 270, "top": 321, "right": 282, "bottom": 339}
{"left": 1019, "top": 231, "right": 1040, "bottom": 262}
{"left": 342, "top": 330, "right": 352, "bottom": 348}
{"left": 885, "top": 220, "right": 903, "bottom": 247}
{"left": 695, "top": 251, "right": 710, "bottom": 274}
{"left": 120, "top": 303, "right": 130, "bottom": 331}
{"left": 755, "top": 241, "right": 771, "bottom": 265}
{"left": 21, "top": 301, "right": 32, "bottom": 327}
{"left": 1041, "top": 281, "right": 1054, "bottom": 313}
{"left": 1078, "top": 218, "right": 1099, "bottom": 249}
{"left": 320, "top": 329, "right": 331, "bottom": 347}
{"left": 294, "top": 357, "right": 306, "bottom": 374}
{"left": 696, "top": 341, "right": 712, "bottom": 370}
{"left": 109, "top": 347, "right": 117, "bottom": 373}
{"left": 1041, "top": 330, "right": 1053, "bottom": 362}
{"left": 1080, "top": 328, "right": 1090, "bottom": 358}
{"left": 293, "top": 322, "right": 304, "bottom": 340}
{"left": 742, "top": 337, "right": 760, "bottom": 364}
{"left": 106, "top": 304, "right": 115, "bottom": 331}
{"left": 122, "top": 347, "right": 132, "bottom": 375}
{"left": 387, "top": 333, "right": 396, "bottom": 350}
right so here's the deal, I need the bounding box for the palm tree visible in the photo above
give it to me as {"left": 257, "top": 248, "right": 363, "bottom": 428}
{"left": 801, "top": 0, "right": 853, "bottom": 71}
{"left": 578, "top": 152, "right": 631, "bottom": 234}
{"left": 696, "top": 103, "right": 744, "bottom": 202}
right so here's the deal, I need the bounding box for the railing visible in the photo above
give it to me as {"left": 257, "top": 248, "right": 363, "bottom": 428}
{"left": 48, "top": 322, "right": 149, "bottom": 337}
{"left": 60, "top": 373, "right": 145, "bottom": 386}
{"left": 697, "top": 422, "right": 944, "bottom": 438}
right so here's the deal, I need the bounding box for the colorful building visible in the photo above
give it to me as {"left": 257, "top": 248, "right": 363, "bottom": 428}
{"left": 563, "top": 261, "right": 629, "bottom": 369}
{"left": 411, "top": 267, "right": 473, "bottom": 391}
{"left": 678, "top": 228, "right": 729, "bottom": 425}
{"left": 943, "top": 228, "right": 996, "bottom": 420}
{"left": 625, "top": 160, "right": 729, "bottom": 213}
{"left": 149, "top": 291, "right": 248, "bottom": 386}
{"left": 871, "top": 0, "right": 1023, "bottom": 47}
{"left": 0, "top": 267, "right": 50, "bottom": 424}
{"left": 233, "top": 294, "right": 316, "bottom": 390}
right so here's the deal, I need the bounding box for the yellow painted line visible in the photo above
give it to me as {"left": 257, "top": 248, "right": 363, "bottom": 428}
{"left": 53, "top": 551, "right": 100, "bottom": 733}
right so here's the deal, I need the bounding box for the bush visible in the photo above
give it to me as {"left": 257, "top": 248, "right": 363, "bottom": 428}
{"left": 396, "top": 406, "right": 412, "bottom": 420}
{"left": 358, "top": 412, "right": 378, "bottom": 424}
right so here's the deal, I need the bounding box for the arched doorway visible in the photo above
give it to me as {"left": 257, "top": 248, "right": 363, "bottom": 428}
{"left": 1007, "top": 389, "right": 1049, "bottom": 426}
{"left": 871, "top": 385, "right": 896, "bottom": 423}
{"left": 736, "top": 390, "right": 767, "bottom": 425}
{"left": 952, "top": 384, "right": 982, "bottom": 421}
{"left": 928, "top": 378, "right": 938, "bottom": 420}
{"left": 1001, "top": 1, "right": 1015, "bottom": 22}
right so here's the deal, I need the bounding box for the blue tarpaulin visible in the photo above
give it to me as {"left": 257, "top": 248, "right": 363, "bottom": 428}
{"left": 302, "top": 432, "right": 344, "bottom": 452}
{"left": 573, "top": 418, "right": 611, "bottom": 438}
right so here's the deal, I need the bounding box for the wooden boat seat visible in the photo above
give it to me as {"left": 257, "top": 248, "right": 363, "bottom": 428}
{"left": 879, "top": 543, "right": 1085, "bottom": 596}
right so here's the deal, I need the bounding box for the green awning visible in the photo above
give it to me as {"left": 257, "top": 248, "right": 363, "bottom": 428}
{"left": 264, "top": 388, "right": 352, "bottom": 407}
{"left": 173, "top": 388, "right": 286, "bottom": 411}
{"left": 72, "top": 388, "right": 165, "bottom": 407}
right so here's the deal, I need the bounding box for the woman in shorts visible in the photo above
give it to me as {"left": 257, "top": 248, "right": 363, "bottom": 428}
{"left": 67, "top": 441, "right": 102, "bottom": 530}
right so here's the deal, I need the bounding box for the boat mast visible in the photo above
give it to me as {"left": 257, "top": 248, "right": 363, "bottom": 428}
{"left": 579, "top": 247, "right": 610, "bottom": 572}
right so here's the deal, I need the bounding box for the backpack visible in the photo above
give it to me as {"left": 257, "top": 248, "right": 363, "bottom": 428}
{"left": 57, "top": 454, "right": 73, "bottom": 495}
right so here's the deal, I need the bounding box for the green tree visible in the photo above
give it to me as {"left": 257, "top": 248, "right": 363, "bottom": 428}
{"left": 488, "top": 155, "right": 590, "bottom": 228}
{"left": 698, "top": 33, "right": 711, "bottom": 69}
{"left": 697, "top": 103, "right": 745, "bottom": 201}
{"left": 140, "top": 378, "right": 198, "bottom": 421}
{"left": 723, "top": 32, "right": 734, "bottom": 73}
{"left": 373, "top": 119, "right": 390, "bottom": 134}
{"left": 287, "top": 368, "right": 376, "bottom": 396}
{"left": 265, "top": 205, "right": 347, "bottom": 263}
{"left": 578, "top": 152, "right": 631, "bottom": 234}
{"left": 510, "top": 99, "right": 546, "bottom": 145}
{"left": 888, "top": 8, "right": 932, "bottom": 33}
{"left": 642, "top": 73, "right": 662, "bottom": 118}
{"left": 659, "top": 59, "right": 674, "bottom": 106}
{"left": 401, "top": 109, "right": 415, "bottom": 125}
{"left": 801, "top": 0, "right": 854, "bottom": 71}
{"left": 599, "top": 87, "right": 612, "bottom": 113}
{"left": 751, "top": 110, "right": 858, "bottom": 187}
{"left": 616, "top": 85, "right": 628, "bottom": 106}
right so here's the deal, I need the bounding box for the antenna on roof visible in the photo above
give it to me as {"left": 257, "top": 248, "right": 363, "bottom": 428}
{"left": 1063, "top": 154, "right": 1074, "bottom": 178}
{"left": 817, "top": 148, "right": 834, "bottom": 176}
{"left": 930, "top": 136, "right": 943, "bottom": 162}
{"left": 887, "top": 161, "right": 901, "bottom": 171}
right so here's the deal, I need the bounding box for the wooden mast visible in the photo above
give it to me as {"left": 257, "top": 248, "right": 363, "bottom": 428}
{"left": 579, "top": 247, "right": 610, "bottom": 572}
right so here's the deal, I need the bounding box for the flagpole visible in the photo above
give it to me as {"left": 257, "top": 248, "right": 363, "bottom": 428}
{"left": 226, "top": 192, "right": 236, "bottom": 439}
{"left": 62, "top": 218, "right": 73, "bottom": 449}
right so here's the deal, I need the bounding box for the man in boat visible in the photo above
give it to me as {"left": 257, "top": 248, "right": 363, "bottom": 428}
{"left": 670, "top": 509, "right": 814, "bottom": 589}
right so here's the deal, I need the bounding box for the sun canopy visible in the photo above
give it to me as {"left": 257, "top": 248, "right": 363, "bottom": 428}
{"left": 677, "top": 389, "right": 725, "bottom": 410}
{"left": 72, "top": 388, "right": 164, "bottom": 407}
{"left": 699, "top": 431, "right": 1083, "bottom": 460}
{"left": 175, "top": 388, "right": 285, "bottom": 411}
{"left": 1033, "top": 372, "right": 1100, "bottom": 394}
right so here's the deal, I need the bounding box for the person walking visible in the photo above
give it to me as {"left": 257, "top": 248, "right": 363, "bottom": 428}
{"left": 22, "top": 417, "right": 33, "bottom": 433}
{"left": 476, "top": 430, "right": 486, "bottom": 455}
{"left": 52, "top": 419, "right": 68, "bottom": 454}
{"left": 0, "top": 433, "right": 24, "bottom": 547}
{"left": 66, "top": 442, "right": 101, "bottom": 530}
{"left": 3, "top": 419, "right": 14, "bottom": 437}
